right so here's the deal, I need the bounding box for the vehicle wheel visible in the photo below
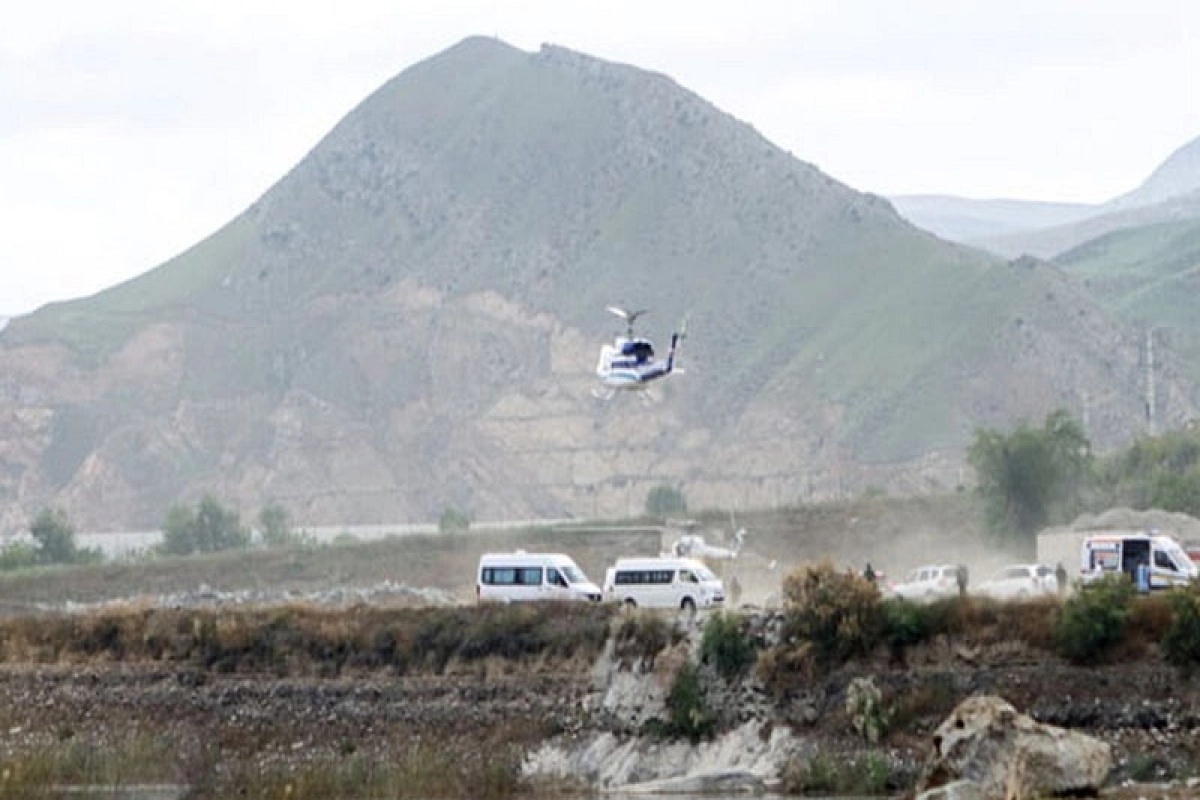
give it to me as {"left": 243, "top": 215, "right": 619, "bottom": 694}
{"left": 680, "top": 597, "right": 697, "bottom": 614}
{"left": 623, "top": 598, "right": 637, "bottom": 609}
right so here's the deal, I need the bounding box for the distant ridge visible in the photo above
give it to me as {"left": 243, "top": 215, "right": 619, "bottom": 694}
{"left": 0, "top": 37, "right": 1192, "bottom": 531}
{"left": 894, "top": 133, "right": 1200, "bottom": 259}
{"left": 978, "top": 189, "right": 1200, "bottom": 258}
{"left": 890, "top": 194, "right": 1095, "bottom": 242}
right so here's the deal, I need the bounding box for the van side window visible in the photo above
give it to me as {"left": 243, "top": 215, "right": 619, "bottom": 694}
{"left": 680, "top": 570, "right": 698, "bottom": 583}
{"left": 517, "top": 567, "right": 543, "bottom": 585}
{"left": 1155, "top": 550, "right": 1178, "bottom": 571}
{"left": 482, "top": 567, "right": 518, "bottom": 585}
{"left": 614, "top": 569, "right": 675, "bottom": 585}
{"left": 548, "top": 568, "right": 567, "bottom": 587}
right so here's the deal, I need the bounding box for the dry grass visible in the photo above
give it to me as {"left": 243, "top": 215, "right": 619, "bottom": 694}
{"left": 612, "top": 609, "right": 683, "bottom": 667}
{"left": 0, "top": 732, "right": 178, "bottom": 793}
{"left": 0, "top": 602, "right": 616, "bottom": 676}
{"left": 762, "top": 577, "right": 1187, "bottom": 691}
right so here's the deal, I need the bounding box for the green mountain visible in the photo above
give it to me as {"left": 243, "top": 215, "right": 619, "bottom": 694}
{"left": 976, "top": 190, "right": 1200, "bottom": 259}
{"left": 0, "top": 38, "right": 1192, "bottom": 531}
{"left": 1055, "top": 217, "right": 1200, "bottom": 388}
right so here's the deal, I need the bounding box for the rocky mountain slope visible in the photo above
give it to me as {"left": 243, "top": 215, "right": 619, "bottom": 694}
{"left": 1052, "top": 217, "right": 1200, "bottom": 387}
{"left": 0, "top": 37, "right": 1193, "bottom": 531}
{"left": 1108, "top": 134, "right": 1200, "bottom": 210}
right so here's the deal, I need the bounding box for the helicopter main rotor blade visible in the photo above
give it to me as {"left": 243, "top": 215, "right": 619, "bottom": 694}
{"left": 606, "top": 305, "right": 629, "bottom": 320}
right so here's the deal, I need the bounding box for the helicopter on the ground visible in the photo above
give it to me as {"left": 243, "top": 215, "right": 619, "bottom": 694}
{"left": 592, "top": 306, "right": 685, "bottom": 401}
{"left": 666, "top": 516, "right": 746, "bottom": 561}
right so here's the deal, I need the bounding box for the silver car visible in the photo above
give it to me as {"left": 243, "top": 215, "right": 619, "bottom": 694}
{"left": 891, "top": 564, "right": 961, "bottom": 601}
{"left": 975, "top": 564, "right": 1057, "bottom": 600}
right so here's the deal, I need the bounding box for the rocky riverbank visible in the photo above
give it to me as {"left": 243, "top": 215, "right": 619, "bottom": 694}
{"left": 0, "top": 600, "right": 1195, "bottom": 798}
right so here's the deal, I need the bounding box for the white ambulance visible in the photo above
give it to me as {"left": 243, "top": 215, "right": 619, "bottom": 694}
{"left": 476, "top": 552, "right": 603, "bottom": 603}
{"left": 1081, "top": 532, "right": 1198, "bottom": 590}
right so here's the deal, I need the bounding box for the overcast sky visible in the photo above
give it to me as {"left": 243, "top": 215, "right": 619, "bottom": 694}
{"left": 2, "top": 0, "right": 1197, "bottom": 315}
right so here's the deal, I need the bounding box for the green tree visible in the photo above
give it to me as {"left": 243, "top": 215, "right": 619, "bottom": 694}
{"left": 29, "top": 507, "right": 79, "bottom": 565}
{"left": 162, "top": 503, "right": 197, "bottom": 555}
{"left": 1097, "top": 428, "right": 1200, "bottom": 516}
{"left": 0, "top": 542, "right": 38, "bottom": 571}
{"left": 258, "top": 503, "right": 294, "bottom": 547}
{"left": 968, "top": 409, "right": 1091, "bottom": 544}
{"left": 161, "top": 495, "right": 249, "bottom": 556}
{"left": 645, "top": 484, "right": 687, "bottom": 515}
{"left": 438, "top": 507, "right": 471, "bottom": 534}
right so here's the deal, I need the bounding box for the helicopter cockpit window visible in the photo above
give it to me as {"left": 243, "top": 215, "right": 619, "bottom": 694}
{"left": 620, "top": 340, "right": 654, "bottom": 362}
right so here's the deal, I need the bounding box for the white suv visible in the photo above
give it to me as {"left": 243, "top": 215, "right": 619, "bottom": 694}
{"left": 891, "top": 564, "right": 961, "bottom": 601}
{"left": 975, "top": 564, "right": 1056, "bottom": 600}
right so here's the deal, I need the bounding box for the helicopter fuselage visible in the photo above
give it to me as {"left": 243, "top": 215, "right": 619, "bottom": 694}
{"left": 595, "top": 332, "right": 679, "bottom": 389}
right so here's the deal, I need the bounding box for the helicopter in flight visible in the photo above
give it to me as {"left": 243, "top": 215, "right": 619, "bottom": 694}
{"left": 592, "top": 305, "right": 686, "bottom": 401}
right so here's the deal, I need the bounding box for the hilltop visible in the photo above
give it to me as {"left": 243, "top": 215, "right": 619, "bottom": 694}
{"left": 0, "top": 37, "right": 1191, "bottom": 531}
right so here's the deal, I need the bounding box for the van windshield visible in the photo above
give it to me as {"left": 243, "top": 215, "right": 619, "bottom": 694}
{"left": 1164, "top": 543, "right": 1197, "bottom": 573}
{"left": 561, "top": 565, "right": 587, "bottom": 584}
{"left": 695, "top": 566, "right": 717, "bottom": 582}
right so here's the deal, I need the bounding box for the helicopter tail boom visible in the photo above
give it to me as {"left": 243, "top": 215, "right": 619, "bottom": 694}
{"left": 666, "top": 332, "right": 681, "bottom": 374}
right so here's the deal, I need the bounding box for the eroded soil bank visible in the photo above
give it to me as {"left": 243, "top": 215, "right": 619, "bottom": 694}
{"left": 0, "top": 601, "right": 1195, "bottom": 798}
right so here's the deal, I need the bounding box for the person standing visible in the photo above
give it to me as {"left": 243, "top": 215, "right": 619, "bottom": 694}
{"left": 863, "top": 562, "right": 876, "bottom": 584}
{"left": 956, "top": 564, "right": 968, "bottom": 597}
{"left": 1055, "top": 561, "right": 1068, "bottom": 595}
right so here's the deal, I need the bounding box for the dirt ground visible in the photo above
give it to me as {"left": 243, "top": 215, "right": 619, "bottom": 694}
{"left": 0, "top": 494, "right": 1003, "bottom": 612}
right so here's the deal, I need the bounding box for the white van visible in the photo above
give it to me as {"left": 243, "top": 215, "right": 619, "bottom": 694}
{"left": 602, "top": 556, "right": 725, "bottom": 611}
{"left": 1081, "top": 532, "right": 1198, "bottom": 590}
{"left": 476, "top": 552, "right": 603, "bottom": 603}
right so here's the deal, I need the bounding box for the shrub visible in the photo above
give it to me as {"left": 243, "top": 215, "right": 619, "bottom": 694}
{"left": 880, "top": 598, "right": 933, "bottom": 653}
{"left": 781, "top": 561, "right": 883, "bottom": 664}
{"left": 258, "top": 503, "right": 300, "bottom": 548}
{"left": 438, "top": 507, "right": 471, "bottom": 534}
{"left": 888, "top": 679, "right": 959, "bottom": 735}
{"left": 700, "top": 611, "right": 757, "bottom": 680}
{"left": 663, "top": 661, "right": 715, "bottom": 742}
{"left": 1055, "top": 574, "right": 1134, "bottom": 664}
{"left": 645, "top": 484, "right": 686, "bottom": 515}
{"left": 1162, "top": 582, "right": 1200, "bottom": 670}
{"left": 613, "top": 610, "right": 678, "bottom": 667}
{"left": 783, "top": 753, "right": 891, "bottom": 796}
{"left": 845, "top": 677, "right": 889, "bottom": 743}
{"left": 0, "top": 541, "right": 38, "bottom": 571}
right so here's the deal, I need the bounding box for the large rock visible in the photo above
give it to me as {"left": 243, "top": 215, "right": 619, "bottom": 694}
{"left": 522, "top": 720, "right": 796, "bottom": 791}
{"left": 917, "top": 695, "right": 1111, "bottom": 800}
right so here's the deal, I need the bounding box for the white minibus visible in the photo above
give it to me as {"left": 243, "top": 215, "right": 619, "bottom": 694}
{"left": 476, "top": 552, "right": 603, "bottom": 603}
{"left": 602, "top": 556, "right": 725, "bottom": 611}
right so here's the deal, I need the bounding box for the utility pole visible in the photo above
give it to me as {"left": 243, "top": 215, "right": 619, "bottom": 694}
{"left": 1080, "top": 390, "right": 1090, "bottom": 438}
{"left": 1146, "top": 328, "right": 1156, "bottom": 435}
